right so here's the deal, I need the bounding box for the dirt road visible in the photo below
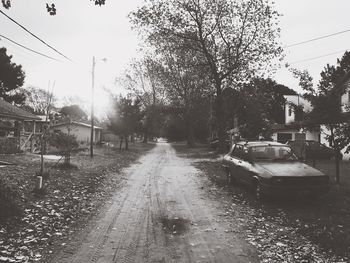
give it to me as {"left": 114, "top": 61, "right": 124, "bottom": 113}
{"left": 53, "top": 143, "right": 257, "bottom": 263}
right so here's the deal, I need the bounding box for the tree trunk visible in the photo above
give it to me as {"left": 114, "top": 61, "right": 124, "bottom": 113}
{"left": 215, "top": 81, "right": 226, "bottom": 153}
{"left": 335, "top": 154, "right": 340, "bottom": 184}
{"left": 335, "top": 145, "right": 341, "bottom": 184}
{"left": 185, "top": 113, "right": 195, "bottom": 148}
{"left": 143, "top": 129, "right": 149, "bottom": 143}
{"left": 331, "top": 128, "right": 340, "bottom": 184}
{"left": 119, "top": 136, "right": 123, "bottom": 151}
{"left": 125, "top": 134, "right": 129, "bottom": 150}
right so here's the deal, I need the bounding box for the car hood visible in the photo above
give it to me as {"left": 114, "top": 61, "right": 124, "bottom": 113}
{"left": 255, "top": 162, "right": 325, "bottom": 177}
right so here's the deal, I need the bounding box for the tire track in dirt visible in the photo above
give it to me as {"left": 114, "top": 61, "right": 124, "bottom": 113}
{"left": 52, "top": 143, "right": 258, "bottom": 263}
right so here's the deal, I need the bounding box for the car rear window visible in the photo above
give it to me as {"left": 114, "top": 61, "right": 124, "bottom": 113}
{"left": 250, "top": 145, "right": 297, "bottom": 161}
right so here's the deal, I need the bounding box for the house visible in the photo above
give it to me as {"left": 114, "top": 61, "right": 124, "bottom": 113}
{"left": 23, "top": 111, "right": 62, "bottom": 134}
{"left": 0, "top": 98, "right": 41, "bottom": 153}
{"left": 50, "top": 121, "right": 102, "bottom": 144}
{"left": 271, "top": 95, "right": 320, "bottom": 143}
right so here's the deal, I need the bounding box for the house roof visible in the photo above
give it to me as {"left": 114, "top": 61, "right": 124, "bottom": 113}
{"left": 50, "top": 121, "right": 103, "bottom": 130}
{"left": 0, "top": 99, "right": 41, "bottom": 121}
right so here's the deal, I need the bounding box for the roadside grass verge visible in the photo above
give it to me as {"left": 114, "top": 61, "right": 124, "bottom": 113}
{"left": 0, "top": 142, "right": 155, "bottom": 263}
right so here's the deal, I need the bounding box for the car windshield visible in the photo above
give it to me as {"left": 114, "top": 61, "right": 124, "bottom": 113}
{"left": 249, "top": 145, "right": 298, "bottom": 161}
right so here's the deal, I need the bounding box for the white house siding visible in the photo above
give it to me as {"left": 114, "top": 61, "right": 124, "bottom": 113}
{"left": 271, "top": 129, "right": 319, "bottom": 143}
{"left": 285, "top": 103, "right": 295, "bottom": 125}
{"left": 284, "top": 95, "right": 312, "bottom": 124}
{"left": 51, "top": 124, "right": 101, "bottom": 144}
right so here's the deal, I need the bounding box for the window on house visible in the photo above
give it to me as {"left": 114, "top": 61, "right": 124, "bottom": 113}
{"left": 288, "top": 107, "right": 292, "bottom": 117}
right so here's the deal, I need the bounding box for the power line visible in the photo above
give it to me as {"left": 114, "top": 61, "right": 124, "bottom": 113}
{"left": 288, "top": 49, "right": 348, "bottom": 65}
{"left": 0, "top": 9, "right": 73, "bottom": 62}
{"left": 284, "top": 29, "right": 350, "bottom": 48}
{"left": 0, "top": 34, "right": 61, "bottom": 61}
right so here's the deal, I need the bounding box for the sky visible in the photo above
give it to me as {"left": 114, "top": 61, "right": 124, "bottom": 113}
{"left": 1, "top": 0, "right": 350, "bottom": 117}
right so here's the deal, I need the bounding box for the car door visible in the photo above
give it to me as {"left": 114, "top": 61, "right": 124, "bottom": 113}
{"left": 229, "top": 145, "right": 247, "bottom": 183}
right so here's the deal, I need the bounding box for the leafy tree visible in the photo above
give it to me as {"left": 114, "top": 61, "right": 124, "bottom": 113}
{"left": 1, "top": 0, "right": 106, "bottom": 15}
{"left": 117, "top": 58, "right": 166, "bottom": 143}
{"left": 242, "top": 78, "right": 296, "bottom": 124}
{"left": 60, "top": 104, "right": 88, "bottom": 121}
{"left": 162, "top": 114, "right": 187, "bottom": 141}
{"left": 0, "top": 47, "right": 26, "bottom": 105}
{"left": 108, "top": 96, "right": 143, "bottom": 150}
{"left": 222, "top": 78, "right": 296, "bottom": 139}
{"left": 153, "top": 49, "right": 212, "bottom": 146}
{"left": 49, "top": 131, "right": 79, "bottom": 166}
{"left": 130, "top": 0, "right": 282, "bottom": 152}
{"left": 292, "top": 52, "right": 350, "bottom": 183}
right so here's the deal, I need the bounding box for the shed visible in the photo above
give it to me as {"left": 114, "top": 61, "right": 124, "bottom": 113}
{"left": 50, "top": 121, "right": 102, "bottom": 144}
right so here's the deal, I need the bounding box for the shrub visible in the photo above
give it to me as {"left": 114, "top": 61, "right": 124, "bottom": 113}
{"left": 49, "top": 131, "right": 79, "bottom": 166}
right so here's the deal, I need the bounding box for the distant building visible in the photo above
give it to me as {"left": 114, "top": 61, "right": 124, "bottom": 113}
{"left": 50, "top": 121, "right": 102, "bottom": 144}
{"left": 271, "top": 95, "right": 319, "bottom": 143}
{"left": 0, "top": 98, "right": 41, "bottom": 153}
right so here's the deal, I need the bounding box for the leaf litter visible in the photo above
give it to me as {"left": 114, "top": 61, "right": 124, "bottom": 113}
{"left": 194, "top": 160, "right": 350, "bottom": 263}
{"left": 0, "top": 144, "right": 154, "bottom": 262}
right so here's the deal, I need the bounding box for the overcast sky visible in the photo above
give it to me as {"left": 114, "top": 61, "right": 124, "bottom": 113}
{"left": 1, "top": 0, "right": 350, "bottom": 116}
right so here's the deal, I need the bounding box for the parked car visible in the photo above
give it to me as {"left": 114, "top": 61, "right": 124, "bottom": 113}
{"left": 286, "top": 140, "right": 341, "bottom": 160}
{"left": 222, "top": 141, "right": 330, "bottom": 200}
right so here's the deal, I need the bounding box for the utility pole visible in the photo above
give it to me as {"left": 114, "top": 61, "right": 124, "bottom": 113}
{"left": 90, "top": 56, "right": 95, "bottom": 158}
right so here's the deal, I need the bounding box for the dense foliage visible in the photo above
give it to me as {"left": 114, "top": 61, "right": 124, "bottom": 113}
{"left": 60, "top": 104, "right": 88, "bottom": 121}
{"left": 130, "top": 0, "right": 282, "bottom": 151}
{"left": 0, "top": 47, "right": 26, "bottom": 105}
{"left": 293, "top": 51, "right": 350, "bottom": 183}
{"left": 108, "top": 96, "right": 143, "bottom": 150}
{"left": 49, "top": 131, "right": 79, "bottom": 166}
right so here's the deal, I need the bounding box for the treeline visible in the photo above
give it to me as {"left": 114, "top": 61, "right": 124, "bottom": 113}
{"left": 108, "top": 0, "right": 284, "bottom": 151}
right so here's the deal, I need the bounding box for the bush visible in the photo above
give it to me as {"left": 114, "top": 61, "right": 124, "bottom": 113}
{"left": 0, "top": 178, "right": 24, "bottom": 219}
{"left": 49, "top": 131, "right": 79, "bottom": 165}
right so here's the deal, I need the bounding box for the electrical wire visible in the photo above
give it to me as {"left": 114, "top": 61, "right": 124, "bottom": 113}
{"left": 0, "top": 34, "right": 61, "bottom": 61}
{"left": 285, "top": 29, "right": 350, "bottom": 48}
{"left": 288, "top": 49, "right": 349, "bottom": 65}
{"left": 0, "top": 9, "right": 73, "bottom": 62}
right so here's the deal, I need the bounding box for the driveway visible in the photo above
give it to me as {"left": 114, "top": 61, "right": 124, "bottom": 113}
{"left": 52, "top": 143, "right": 257, "bottom": 263}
